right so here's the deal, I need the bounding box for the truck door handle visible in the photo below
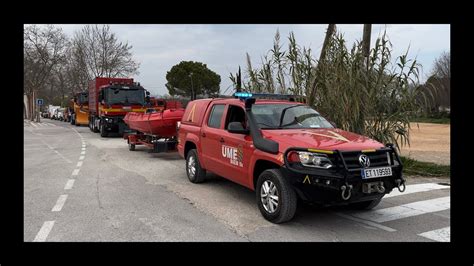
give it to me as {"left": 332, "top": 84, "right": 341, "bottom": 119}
{"left": 201, "top": 132, "right": 206, "bottom": 137}
{"left": 219, "top": 138, "right": 225, "bottom": 143}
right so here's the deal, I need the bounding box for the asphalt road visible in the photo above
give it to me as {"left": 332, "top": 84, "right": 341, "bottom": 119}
{"left": 24, "top": 118, "right": 451, "bottom": 242}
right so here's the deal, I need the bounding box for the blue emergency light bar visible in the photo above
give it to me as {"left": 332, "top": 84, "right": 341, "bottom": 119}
{"left": 233, "top": 92, "right": 298, "bottom": 101}
{"left": 234, "top": 92, "right": 253, "bottom": 98}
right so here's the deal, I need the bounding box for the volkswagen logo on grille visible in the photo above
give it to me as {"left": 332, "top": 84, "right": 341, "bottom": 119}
{"left": 359, "top": 154, "right": 370, "bottom": 168}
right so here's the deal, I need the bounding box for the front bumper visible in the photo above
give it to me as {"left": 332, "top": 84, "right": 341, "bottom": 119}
{"left": 102, "top": 116, "right": 129, "bottom": 134}
{"left": 282, "top": 144, "right": 405, "bottom": 205}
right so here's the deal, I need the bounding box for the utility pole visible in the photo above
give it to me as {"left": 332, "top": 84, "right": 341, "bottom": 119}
{"left": 189, "top": 72, "right": 195, "bottom": 100}
{"left": 362, "top": 24, "right": 372, "bottom": 69}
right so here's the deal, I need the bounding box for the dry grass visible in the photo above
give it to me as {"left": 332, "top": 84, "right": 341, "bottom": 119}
{"left": 400, "top": 122, "right": 450, "bottom": 165}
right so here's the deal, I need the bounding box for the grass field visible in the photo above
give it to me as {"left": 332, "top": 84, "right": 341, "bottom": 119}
{"left": 400, "top": 156, "right": 450, "bottom": 177}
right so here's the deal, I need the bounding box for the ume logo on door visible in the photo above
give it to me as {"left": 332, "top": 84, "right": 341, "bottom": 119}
{"left": 221, "top": 145, "right": 244, "bottom": 167}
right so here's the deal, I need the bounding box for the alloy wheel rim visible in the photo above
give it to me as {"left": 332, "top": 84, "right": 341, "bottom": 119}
{"left": 261, "top": 180, "right": 279, "bottom": 213}
{"left": 188, "top": 156, "right": 196, "bottom": 178}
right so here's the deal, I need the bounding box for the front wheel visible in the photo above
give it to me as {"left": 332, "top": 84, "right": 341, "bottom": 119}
{"left": 256, "top": 169, "right": 297, "bottom": 223}
{"left": 186, "top": 149, "right": 206, "bottom": 183}
{"left": 99, "top": 121, "right": 108, "bottom": 137}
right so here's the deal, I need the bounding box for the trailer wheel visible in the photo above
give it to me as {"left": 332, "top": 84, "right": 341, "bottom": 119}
{"left": 186, "top": 149, "right": 206, "bottom": 183}
{"left": 128, "top": 139, "right": 135, "bottom": 151}
{"left": 256, "top": 169, "right": 297, "bottom": 223}
{"left": 99, "top": 121, "right": 108, "bottom": 137}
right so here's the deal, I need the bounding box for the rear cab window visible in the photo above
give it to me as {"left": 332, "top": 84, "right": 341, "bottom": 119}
{"left": 207, "top": 104, "right": 226, "bottom": 128}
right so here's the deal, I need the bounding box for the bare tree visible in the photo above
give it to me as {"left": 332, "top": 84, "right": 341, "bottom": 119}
{"left": 431, "top": 51, "right": 450, "bottom": 79}
{"left": 71, "top": 25, "right": 140, "bottom": 80}
{"left": 24, "top": 24, "right": 68, "bottom": 120}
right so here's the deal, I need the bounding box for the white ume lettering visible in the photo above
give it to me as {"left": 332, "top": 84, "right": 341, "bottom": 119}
{"left": 221, "top": 145, "right": 243, "bottom": 167}
{"left": 222, "top": 145, "right": 237, "bottom": 160}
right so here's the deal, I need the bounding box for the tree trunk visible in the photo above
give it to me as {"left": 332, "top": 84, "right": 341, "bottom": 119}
{"left": 319, "top": 24, "right": 336, "bottom": 62}
{"left": 307, "top": 24, "right": 336, "bottom": 106}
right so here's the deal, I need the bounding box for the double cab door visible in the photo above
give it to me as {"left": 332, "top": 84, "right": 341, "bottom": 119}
{"left": 200, "top": 103, "right": 252, "bottom": 187}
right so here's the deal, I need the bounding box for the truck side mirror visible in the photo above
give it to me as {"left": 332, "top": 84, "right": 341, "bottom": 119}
{"left": 145, "top": 96, "right": 151, "bottom": 103}
{"left": 228, "top": 122, "right": 250, "bottom": 135}
{"left": 146, "top": 91, "right": 150, "bottom": 96}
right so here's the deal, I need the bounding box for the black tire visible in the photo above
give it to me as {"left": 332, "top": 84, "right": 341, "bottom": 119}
{"left": 256, "top": 169, "right": 297, "bottom": 223}
{"left": 128, "top": 139, "right": 135, "bottom": 151}
{"left": 92, "top": 118, "right": 99, "bottom": 133}
{"left": 349, "top": 196, "right": 383, "bottom": 210}
{"left": 99, "top": 121, "right": 108, "bottom": 137}
{"left": 185, "top": 149, "right": 206, "bottom": 183}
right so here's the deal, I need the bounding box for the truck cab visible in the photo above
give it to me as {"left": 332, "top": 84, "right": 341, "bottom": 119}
{"left": 88, "top": 77, "right": 149, "bottom": 137}
{"left": 71, "top": 92, "right": 89, "bottom": 126}
{"left": 177, "top": 93, "right": 405, "bottom": 223}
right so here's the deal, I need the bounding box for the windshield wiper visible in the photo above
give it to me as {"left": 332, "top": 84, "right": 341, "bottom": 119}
{"left": 278, "top": 104, "right": 304, "bottom": 128}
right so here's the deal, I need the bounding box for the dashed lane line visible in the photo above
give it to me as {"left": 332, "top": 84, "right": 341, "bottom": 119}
{"left": 64, "top": 179, "right": 75, "bottom": 190}
{"left": 72, "top": 169, "right": 80, "bottom": 176}
{"left": 76, "top": 161, "right": 83, "bottom": 167}
{"left": 51, "top": 195, "right": 68, "bottom": 212}
{"left": 33, "top": 221, "right": 55, "bottom": 242}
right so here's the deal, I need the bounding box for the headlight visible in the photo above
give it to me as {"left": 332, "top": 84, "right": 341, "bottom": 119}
{"left": 289, "top": 151, "right": 333, "bottom": 169}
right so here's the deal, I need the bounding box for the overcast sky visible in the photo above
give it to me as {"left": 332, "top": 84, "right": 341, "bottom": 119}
{"left": 54, "top": 24, "right": 450, "bottom": 96}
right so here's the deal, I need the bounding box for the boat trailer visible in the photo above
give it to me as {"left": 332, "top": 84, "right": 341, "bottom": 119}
{"left": 123, "top": 130, "right": 177, "bottom": 153}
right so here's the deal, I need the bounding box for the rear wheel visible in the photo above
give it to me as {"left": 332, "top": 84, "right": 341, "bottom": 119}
{"left": 186, "top": 149, "right": 206, "bottom": 183}
{"left": 256, "top": 169, "right": 297, "bottom": 223}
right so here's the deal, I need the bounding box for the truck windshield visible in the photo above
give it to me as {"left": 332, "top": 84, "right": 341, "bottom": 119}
{"left": 105, "top": 87, "right": 145, "bottom": 105}
{"left": 78, "top": 93, "right": 88, "bottom": 104}
{"left": 251, "top": 104, "right": 333, "bottom": 129}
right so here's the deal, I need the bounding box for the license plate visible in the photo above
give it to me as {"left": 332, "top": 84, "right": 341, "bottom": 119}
{"left": 361, "top": 167, "right": 392, "bottom": 179}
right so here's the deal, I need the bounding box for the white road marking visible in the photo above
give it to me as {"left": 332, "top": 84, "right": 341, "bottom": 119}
{"left": 52, "top": 195, "right": 68, "bottom": 212}
{"left": 64, "top": 179, "right": 75, "bottom": 190}
{"left": 40, "top": 139, "right": 72, "bottom": 163}
{"left": 81, "top": 151, "right": 86, "bottom": 155}
{"left": 33, "top": 221, "right": 55, "bottom": 242}
{"left": 79, "top": 156, "right": 85, "bottom": 160}
{"left": 334, "top": 212, "right": 397, "bottom": 232}
{"left": 385, "top": 183, "right": 449, "bottom": 198}
{"left": 418, "top": 226, "right": 450, "bottom": 242}
{"left": 81, "top": 147, "right": 86, "bottom": 151}
{"left": 76, "top": 161, "right": 83, "bottom": 167}
{"left": 72, "top": 169, "right": 80, "bottom": 176}
{"left": 30, "top": 122, "right": 38, "bottom": 128}
{"left": 350, "top": 196, "right": 450, "bottom": 223}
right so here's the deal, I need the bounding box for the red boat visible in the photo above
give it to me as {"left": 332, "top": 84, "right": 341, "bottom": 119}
{"left": 123, "top": 108, "right": 185, "bottom": 138}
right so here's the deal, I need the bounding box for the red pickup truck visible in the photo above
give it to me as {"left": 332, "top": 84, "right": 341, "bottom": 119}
{"left": 177, "top": 93, "right": 405, "bottom": 223}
